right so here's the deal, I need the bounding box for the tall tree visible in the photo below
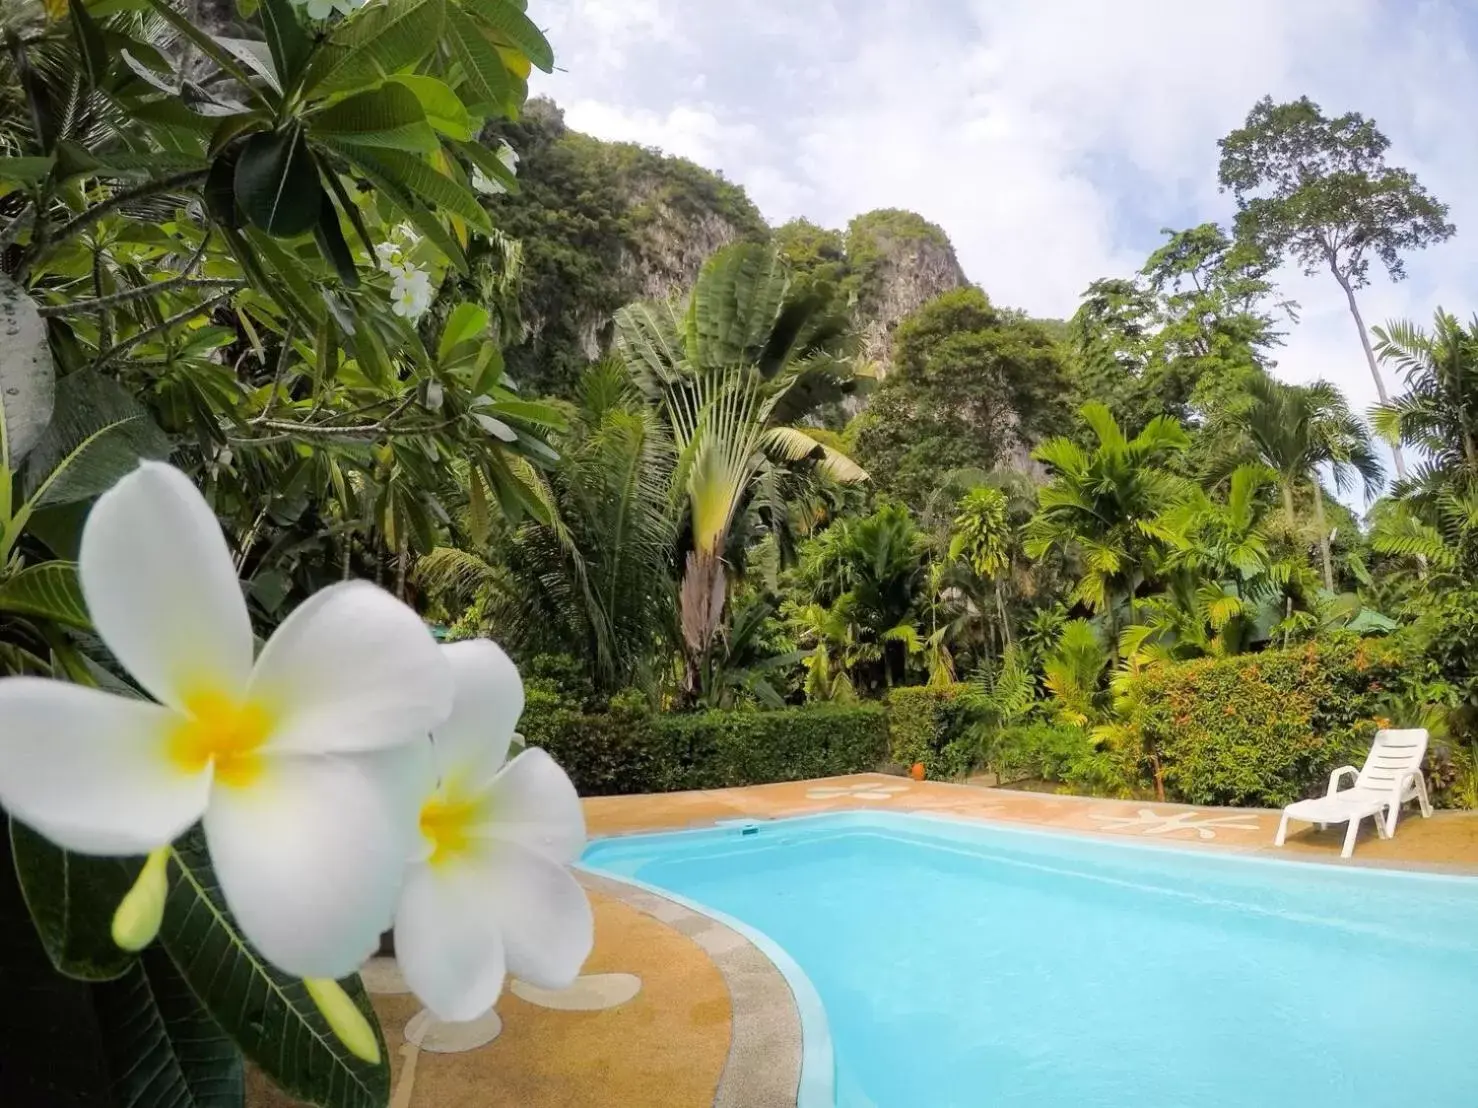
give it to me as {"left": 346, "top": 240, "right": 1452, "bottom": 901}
{"left": 1217, "top": 96, "right": 1455, "bottom": 479}
{"left": 1221, "top": 376, "right": 1384, "bottom": 590}
{"left": 1069, "top": 224, "right": 1289, "bottom": 437}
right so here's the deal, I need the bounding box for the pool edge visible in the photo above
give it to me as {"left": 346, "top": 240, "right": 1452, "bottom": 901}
{"left": 575, "top": 863, "right": 836, "bottom": 1108}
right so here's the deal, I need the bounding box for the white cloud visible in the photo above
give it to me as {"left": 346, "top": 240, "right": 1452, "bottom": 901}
{"left": 530, "top": 0, "right": 1478, "bottom": 492}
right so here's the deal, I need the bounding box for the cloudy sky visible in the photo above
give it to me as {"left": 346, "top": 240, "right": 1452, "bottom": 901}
{"left": 529, "top": 0, "right": 1478, "bottom": 487}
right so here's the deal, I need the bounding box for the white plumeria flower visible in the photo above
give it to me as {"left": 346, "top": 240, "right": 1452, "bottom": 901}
{"left": 470, "top": 167, "right": 506, "bottom": 197}
{"left": 296, "top": 0, "right": 364, "bottom": 19}
{"left": 395, "top": 640, "right": 593, "bottom": 1022}
{"left": 0, "top": 463, "right": 454, "bottom": 980}
{"left": 391, "top": 266, "right": 433, "bottom": 320}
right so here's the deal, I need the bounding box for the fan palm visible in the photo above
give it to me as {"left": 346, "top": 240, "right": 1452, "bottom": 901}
{"left": 613, "top": 242, "right": 868, "bottom": 696}
{"left": 417, "top": 362, "right": 677, "bottom": 692}
{"left": 1221, "top": 375, "right": 1383, "bottom": 590}
{"left": 1371, "top": 311, "right": 1478, "bottom": 501}
{"left": 1024, "top": 402, "right": 1190, "bottom": 634}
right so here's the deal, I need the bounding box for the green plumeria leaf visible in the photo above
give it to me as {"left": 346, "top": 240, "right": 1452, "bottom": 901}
{"left": 309, "top": 83, "right": 439, "bottom": 152}
{"left": 10, "top": 820, "right": 139, "bottom": 981}
{"left": 437, "top": 302, "right": 488, "bottom": 361}
{"left": 92, "top": 946, "right": 246, "bottom": 1108}
{"left": 157, "top": 830, "right": 390, "bottom": 1108}
{"left": 69, "top": 0, "right": 110, "bottom": 87}
{"left": 444, "top": 10, "right": 515, "bottom": 115}
{"left": 0, "top": 562, "right": 91, "bottom": 628}
{"left": 461, "top": 0, "right": 552, "bottom": 72}
{"left": 234, "top": 129, "right": 323, "bottom": 238}
{"left": 306, "top": 0, "right": 446, "bottom": 96}
{"left": 258, "top": 0, "right": 312, "bottom": 90}
{"left": 388, "top": 75, "right": 473, "bottom": 141}
{"left": 18, "top": 370, "right": 172, "bottom": 510}
{"left": 329, "top": 145, "right": 491, "bottom": 234}
{"left": 0, "top": 154, "right": 55, "bottom": 185}
{"left": 313, "top": 193, "right": 360, "bottom": 288}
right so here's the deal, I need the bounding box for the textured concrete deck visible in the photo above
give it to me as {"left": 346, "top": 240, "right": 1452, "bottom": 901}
{"left": 247, "top": 775, "right": 1478, "bottom": 1107}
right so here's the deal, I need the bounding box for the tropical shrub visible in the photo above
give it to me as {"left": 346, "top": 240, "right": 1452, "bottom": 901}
{"left": 989, "top": 721, "right": 1135, "bottom": 796}
{"left": 886, "top": 683, "right": 973, "bottom": 778}
{"left": 523, "top": 703, "right": 890, "bottom": 796}
{"left": 1128, "top": 637, "right": 1409, "bottom": 807}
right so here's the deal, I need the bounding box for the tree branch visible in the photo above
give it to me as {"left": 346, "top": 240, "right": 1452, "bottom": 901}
{"left": 92, "top": 290, "right": 235, "bottom": 368}
{"left": 0, "top": 203, "right": 34, "bottom": 252}
{"left": 50, "top": 169, "right": 207, "bottom": 245}
{"left": 38, "top": 277, "right": 244, "bottom": 317}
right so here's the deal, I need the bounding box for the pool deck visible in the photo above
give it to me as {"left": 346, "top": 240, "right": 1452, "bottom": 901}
{"left": 249, "top": 775, "right": 1478, "bottom": 1108}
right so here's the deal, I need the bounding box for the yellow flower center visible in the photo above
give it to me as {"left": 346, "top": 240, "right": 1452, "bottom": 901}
{"left": 419, "top": 790, "right": 481, "bottom": 867}
{"left": 168, "top": 689, "right": 274, "bottom": 788}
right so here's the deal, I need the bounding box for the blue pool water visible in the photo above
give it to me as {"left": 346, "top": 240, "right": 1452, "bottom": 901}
{"left": 581, "top": 811, "right": 1478, "bottom": 1108}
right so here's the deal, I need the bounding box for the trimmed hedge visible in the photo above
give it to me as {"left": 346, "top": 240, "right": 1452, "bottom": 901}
{"left": 886, "top": 684, "right": 975, "bottom": 779}
{"left": 521, "top": 699, "right": 891, "bottom": 796}
{"left": 1129, "top": 637, "right": 1407, "bottom": 808}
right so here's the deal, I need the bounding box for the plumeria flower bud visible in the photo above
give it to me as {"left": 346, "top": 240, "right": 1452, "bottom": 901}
{"left": 394, "top": 640, "right": 593, "bottom": 1022}
{"left": 0, "top": 463, "right": 454, "bottom": 980}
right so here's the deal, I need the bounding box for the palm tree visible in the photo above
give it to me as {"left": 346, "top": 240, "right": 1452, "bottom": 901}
{"left": 1024, "top": 402, "right": 1190, "bottom": 635}
{"left": 794, "top": 502, "right": 930, "bottom": 690}
{"left": 948, "top": 485, "right": 1016, "bottom": 652}
{"left": 1225, "top": 376, "right": 1383, "bottom": 591}
{"left": 613, "top": 243, "right": 868, "bottom": 697}
{"left": 1371, "top": 311, "right": 1478, "bottom": 501}
{"left": 415, "top": 362, "right": 677, "bottom": 693}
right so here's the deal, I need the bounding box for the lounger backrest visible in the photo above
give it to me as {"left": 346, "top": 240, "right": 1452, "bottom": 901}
{"left": 1353, "top": 729, "right": 1429, "bottom": 795}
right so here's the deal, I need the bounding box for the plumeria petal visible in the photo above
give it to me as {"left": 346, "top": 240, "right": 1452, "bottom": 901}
{"left": 431, "top": 640, "right": 523, "bottom": 788}
{"left": 80, "top": 462, "right": 254, "bottom": 711}
{"left": 479, "top": 842, "right": 592, "bottom": 991}
{"left": 395, "top": 862, "right": 508, "bottom": 1022}
{"left": 0, "top": 679, "right": 207, "bottom": 854}
{"left": 204, "top": 745, "right": 425, "bottom": 978}
{"left": 249, "top": 581, "right": 453, "bottom": 755}
{"left": 472, "top": 747, "right": 585, "bottom": 863}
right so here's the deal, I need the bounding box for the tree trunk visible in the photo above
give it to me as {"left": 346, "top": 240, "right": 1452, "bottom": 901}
{"left": 1281, "top": 482, "right": 1298, "bottom": 543}
{"left": 1336, "top": 271, "right": 1407, "bottom": 481}
{"left": 679, "top": 548, "right": 727, "bottom": 703}
{"left": 1312, "top": 482, "right": 1334, "bottom": 592}
{"left": 994, "top": 580, "right": 1013, "bottom": 650}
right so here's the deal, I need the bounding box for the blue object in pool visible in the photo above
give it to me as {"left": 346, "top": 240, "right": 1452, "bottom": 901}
{"left": 581, "top": 811, "right": 1478, "bottom": 1108}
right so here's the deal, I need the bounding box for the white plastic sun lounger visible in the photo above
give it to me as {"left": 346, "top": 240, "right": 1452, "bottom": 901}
{"left": 1274, "top": 728, "right": 1433, "bottom": 859}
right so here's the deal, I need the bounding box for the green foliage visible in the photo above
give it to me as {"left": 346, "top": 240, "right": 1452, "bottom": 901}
{"left": 1024, "top": 402, "right": 1189, "bottom": 621}
{"left": 522, "top": 702, "right": 890, "bottom": 795}
{"left": 1127, "top": 637, "right": 1409, "bottom": 807}
{"left": 854, "top": 288, "right": 1073, "bottom": 507}
{"left": 886, "top": 683, "right": 973, "bottom": 778}
{"left": 1068, "top": 224, "right": 1289, "bottom": 438}
{"left": 989, "top": 721, "right": 1133, "bottom": 796}
{"left": 1372, "top": 311, "right": 1478, "bottom": 501}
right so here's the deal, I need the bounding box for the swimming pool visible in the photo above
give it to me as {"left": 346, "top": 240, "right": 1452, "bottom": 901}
{"left": 581, "top": 810, "right": 1478, "bottom": 1108}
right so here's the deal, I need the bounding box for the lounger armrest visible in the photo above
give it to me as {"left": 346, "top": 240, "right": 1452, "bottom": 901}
{"left": 1327, "top": 766, "right": 1359, "bottom": 797}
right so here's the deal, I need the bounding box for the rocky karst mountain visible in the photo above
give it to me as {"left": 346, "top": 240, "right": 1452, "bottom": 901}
{"left": 486, "top": 101, "right": 969, "bottom": 396}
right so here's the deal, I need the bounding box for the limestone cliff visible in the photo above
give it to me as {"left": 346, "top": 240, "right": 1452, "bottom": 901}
{"left": 485, "top": 103, "right": 971, "bottom": 396}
